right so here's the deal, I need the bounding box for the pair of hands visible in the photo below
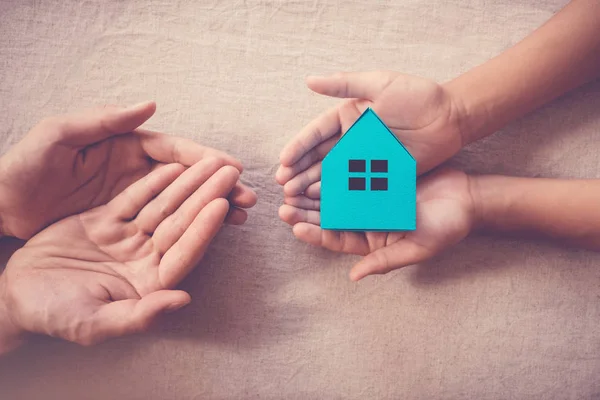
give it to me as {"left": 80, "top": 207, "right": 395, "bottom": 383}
{"left": 277, "top": 71, "right": 477, "bottom": 281}
{"left": 0, "top": 71, "right": 478, "bottom": 348}
{"left": 0, "top": 102, "right": 257, "bottom": 350}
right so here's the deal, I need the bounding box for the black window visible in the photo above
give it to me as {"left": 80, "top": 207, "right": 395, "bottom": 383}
{"left": 349, "top": 159, "right": 366, "bottom": 172}
{"left": 371, "top": 160, "right": 388, "bottom": 173}
{"left": 348, "top": 158, "right": 389, "bottom": 191}
{"left": 371, "top": 177, "right": 388, "bottom": 191}
{"left": 349, "top": 177, "right": 366, "bottom": 190}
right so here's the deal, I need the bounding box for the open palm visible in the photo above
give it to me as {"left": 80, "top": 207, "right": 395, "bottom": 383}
{"left": 0, "top": 101, "right": 256, "bottom": 239}
{"left": 276, "top": 71, "right": 463, "bottom": 198}
{"left": 1, "top": 160, "right": 240, "bottom": 345}
{"left": 279, "top": 169, "right": 475, "bottom": 280}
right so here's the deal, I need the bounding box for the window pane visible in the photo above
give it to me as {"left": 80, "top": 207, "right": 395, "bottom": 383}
{"left": 371, "top": 160, "right": 388, "bottom": 173}
{"left": 371, "top": 177, "right": 388, "bottom": 191}
{"left": 349, "top": 177, "right": 366, "bottom": 190}
{"left": 348, "top": 159, "right": 366, "bottom": 172}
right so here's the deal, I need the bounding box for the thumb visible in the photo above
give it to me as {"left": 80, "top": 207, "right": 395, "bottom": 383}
{"left": 57, "top": 101, "right": 157, "bottom": 146}
{"left": 306, "top": 71, "right": 396, "bottom": 100}
{"left": 349, "top": 240, "right": 431, "bottom": 282}
{"left": 83, "top": 290, "right": 190, "bottom": 345}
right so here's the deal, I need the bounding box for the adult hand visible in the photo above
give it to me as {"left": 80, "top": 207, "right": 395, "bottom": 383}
{"left": 276, "top": 71, "right": 464, "bottom": 197}
{"left": 0, "top": 101, "right": 257, "bottom": 239}
{"left": 0, "top": 160, "right": 240, "bottom": 347}
{"left": 279, "top": 169, "right": 475, "bottom": 281}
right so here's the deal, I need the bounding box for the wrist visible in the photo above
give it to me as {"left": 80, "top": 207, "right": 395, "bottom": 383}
{"left": 468, "top": 174, "right": 514, "bottom": 233}
{"left": 0, "top": 274, "right": 24, "bottom": 355}
{"left": 443, "top": 76, "right": 495, "bottom": 147}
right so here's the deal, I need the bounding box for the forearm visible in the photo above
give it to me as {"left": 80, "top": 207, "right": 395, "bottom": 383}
{"left": 446, "top": 0, "right": 600, "bottom": 144}
{"left": 0, "top": 275, "right": 23, "bottom": 355}
{"left": 471, "top": 175, "right": 600, "bottom": 249}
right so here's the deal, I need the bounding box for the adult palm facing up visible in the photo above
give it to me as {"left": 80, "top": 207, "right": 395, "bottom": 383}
{"left": 0, "top": 159, "right": 240, "bottom": 349}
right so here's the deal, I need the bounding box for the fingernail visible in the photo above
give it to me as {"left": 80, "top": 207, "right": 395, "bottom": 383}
{"left": 127, "top": 101, "right": 154, "bottom": 111}
{"left": 164, "top": 302, "right": 188, "bottom": 314}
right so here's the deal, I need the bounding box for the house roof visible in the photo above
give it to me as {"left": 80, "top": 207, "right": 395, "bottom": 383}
{"left": 328, "top": 107, "right": 415, "bottom": 161}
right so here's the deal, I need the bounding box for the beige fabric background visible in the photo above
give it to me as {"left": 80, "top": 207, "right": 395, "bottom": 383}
{"left": 1, "top": 0, "right": 600, "bottom": 399}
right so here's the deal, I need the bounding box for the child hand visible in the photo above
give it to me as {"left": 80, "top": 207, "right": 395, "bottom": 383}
{"left": 0, "top": 160, "right": 239, "bottom": 346}
{"left": 279, "top": 169, "right": 476, "bottom": 281}
{"left": 276, "top": 71, "right": 464, "bottom": 198}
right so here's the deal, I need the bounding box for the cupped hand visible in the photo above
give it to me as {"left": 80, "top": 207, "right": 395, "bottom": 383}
{"left": 0, "top": 101, "right": 257, "bottom": 239}
{"left": 0, "top": 160, "right": 241, "bottom": 346}
{"left": 279, "top": 169, "right": 476, "bottom": 281}
{"left": 276, "top": 71, "right": 464, "bottom": 198}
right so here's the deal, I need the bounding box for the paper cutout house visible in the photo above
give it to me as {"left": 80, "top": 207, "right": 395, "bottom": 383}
{"left": 320, "top": 108, "right": 416, "bottom": 231}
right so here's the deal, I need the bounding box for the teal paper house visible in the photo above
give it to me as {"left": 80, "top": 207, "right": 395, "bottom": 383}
{"left": 321, "top": 108, "right": 416, "bottom": 231}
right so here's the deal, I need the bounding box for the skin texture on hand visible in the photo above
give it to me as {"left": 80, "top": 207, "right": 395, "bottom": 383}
{"left": 471, "top": 174, "right": 600, "bottom": 250}
{"left": 279, "top": 168, "right": 476, "bottom": 281}
{"left": 276, "top": 71, "right": 464, "bottom": 199}
{"left": 446, "top": 0, "right": 600, "bottom": 145}
{"left": 0, "top": 101, "right": 257, "bottom": 239}
{"left": 0, "top": 160, "right": 243, "bottom": 349}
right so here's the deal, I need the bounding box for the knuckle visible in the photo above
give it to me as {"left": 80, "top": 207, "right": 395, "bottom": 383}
{"left": 170, "top": 141, "right": 182, "bottom": 162}
{"left": 167, "top": 215, "right": 186, "bottom": 241}
{"left": 126, "top": 231, "right": 149, "bottom": 252}
{"left": 310, "top": 149, "right": 322, "bottom": 164}
{"left": 373, "top": 252, "right": 391, "bottom": 274}
{"left": 312, "top": 199, "right": 320, "bottom": 210}
{"left": 336, "top": 232, "right": 348, "bottom": 253}
{"left": 71, "top": 319, "right": 99, "bottom": 346}
{"left": 98, "top": 110, "right": 114, "bottom": 133}
{"left": 311, "top": 125, "right": 324, "bottom": 143}
{"left": 158, "top": 203, "right": 172, "bottom": 220}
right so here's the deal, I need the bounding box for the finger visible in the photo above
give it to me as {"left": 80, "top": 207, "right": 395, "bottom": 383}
{"left": 283, "top": 161, "right": 322, "bottom": 197}
{"left": 275, "top": 137, "right": 336, "bottom": 185}
{"left": 292, "top": 222, "right": 369, "bottom": 255}
{"left": 225, "top": 207, "right": 248, "bottom": 225}
{"left": 149, "top": 165, "right": 256, "bottom": 211}
{"left": 284, "top": 195, "right": 320, "bottom": 211}
{"left": 228, "top": 182, "right": 258, "bottom": 209}
{"left": 349, "top": 240, "right": 431, "bottom": 281}
{"left": 84, "top": 290, "right": 190, "bottom": 345}
{"left": 135, "top": 158, "right": 227, "bottom": 233}
{"left": 306, "top": 71, "right": 395, "bottom": 100}
{"left": 305, "top": 181, "right": 321, "bottom": 199}
{"left": 151, "top": 162, "right": 168, "bottom": 171}
{"left": 159, "top": 198, "right": 229, "bottom": 288}
{"left": 278, "top": 204, "right": 320, "bottom": 226}
{"left": 54, "top": 101, "right": 156, "bottom": 146}
{"left": 153, "top": 166, "right": 239, "bottom": 254}
{"left": 109, "top": 163, "right": 186, "bottom": 220}
{"left": 279, "top": 106, "right": 341, "bottom": 167}
{"left": 137, "top": 129, "right": 243, "bottom": 172}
